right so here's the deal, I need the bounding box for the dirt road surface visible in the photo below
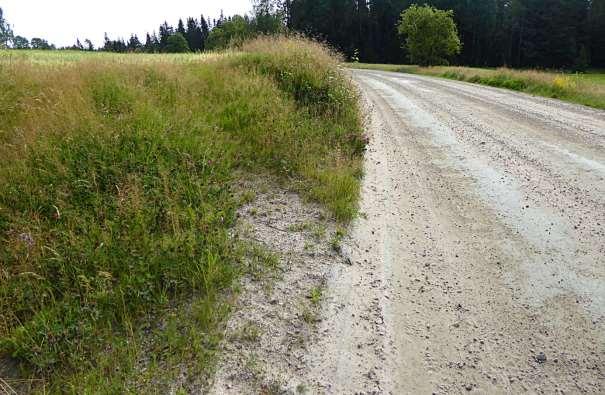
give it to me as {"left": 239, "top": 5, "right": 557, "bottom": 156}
{"left": 304, "top": 70, "right": 605, "bottom": 394}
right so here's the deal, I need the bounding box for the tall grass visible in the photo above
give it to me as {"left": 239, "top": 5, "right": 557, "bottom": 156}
{"left": 0, "top": 37, "right": 364, "bottom": 392}
{"left": 237, "top": 36, "right": 366, "bottom": 219}
{"left": 350, "top": 63, "right": 605, "bottom": 109}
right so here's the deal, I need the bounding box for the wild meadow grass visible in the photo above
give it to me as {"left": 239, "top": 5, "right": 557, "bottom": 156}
{"left": 349, "top": 63, "right": 605, "bottom": 110}
{"left": 0, "top": 37, "right": 364, "bottom": 392}
{"left": 0, "top": 49, "right": 228, "bottom": 65}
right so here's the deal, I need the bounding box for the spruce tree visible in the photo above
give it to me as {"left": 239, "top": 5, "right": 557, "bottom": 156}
{"left": 177, "top": 18, "right": 186, "bottom": 36}
{"left": 200, "top": 16, "right": 210, "bottom": 51}
{"left": 84, "top": 39, "right": 94, "bottom": 51}
{"left": 103, "top": 33, "right": 112, "bottom": 51}
{"left": 127, "top": 34, "right": 142, "bottom": 52}
{"left": 159, "top": 21, "right": 174, "bottom": 50}
{"left": 144, "top": 33, "right": 154, "bottom": 52}
{"left": 186, "top": 17, "right": 203, "bottom": 51}
{"left": 590, "top": 0, "right": 605, "bottom": 66}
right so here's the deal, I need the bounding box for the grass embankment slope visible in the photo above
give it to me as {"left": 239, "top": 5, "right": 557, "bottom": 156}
{"left": 0, "top": 37, "right": 365, "bottom": 392}
{"left": 349, "top": 63, "right": 605, "bottom": 110}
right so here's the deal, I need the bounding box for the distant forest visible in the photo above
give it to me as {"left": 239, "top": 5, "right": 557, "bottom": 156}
{"left": 285, "top": 0, "right": 605, "bottom": 69}
{"left": 2, "top": 0, "right": 604, "bottom": 69}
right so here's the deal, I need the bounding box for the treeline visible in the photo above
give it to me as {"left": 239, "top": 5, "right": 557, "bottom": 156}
{"left": 0, "top": 1, "right": 283, "bottom": 53}
{"left": 102, "top": 8, "right": 283, "bottom": 53}
{"left": 101, "top": 16, "right": 211, "bottom": 53}
{"left": 1, "top": 8, "right": 56, "bottom": 49}
{"left": 284, "top": 0, "right": 605, "bottom": 69}
{"left": 3, "top": 1, "right": 605, "bottom": 68}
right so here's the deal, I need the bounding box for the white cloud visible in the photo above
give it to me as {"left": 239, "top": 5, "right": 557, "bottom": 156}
{"left": 1, "top": 0, "right": 252, "bottom": 47}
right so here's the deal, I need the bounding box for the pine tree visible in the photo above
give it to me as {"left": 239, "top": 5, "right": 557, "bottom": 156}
{"left": 200, "top": 16, "right": 210, "bottom": 51}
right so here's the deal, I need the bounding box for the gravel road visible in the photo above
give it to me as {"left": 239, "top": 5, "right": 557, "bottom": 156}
{"left": 306, "top": 70, "right": 605, "bottom": 393}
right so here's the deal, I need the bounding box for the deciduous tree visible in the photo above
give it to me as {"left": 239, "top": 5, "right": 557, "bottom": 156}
{"left": 206, "top": 15, "right": 254, "bottom": 50}
{"left": 164, "top": 32, "right": 190, "bottom": 53}
{"left": 0, "top": 7, "right": 13, "bottom": 48}
{"left": 398, "top": 5, "right": 461, "bottom": 66}
{"left": 30, "top": 37, "right": 54, "bottom": 50}
{"left": 13, "top": 35, "right": 29, "bottom": 49}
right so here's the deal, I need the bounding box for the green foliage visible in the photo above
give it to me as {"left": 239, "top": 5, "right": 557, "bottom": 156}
{"left": 206, "top": 15, "right": 255, "bottom": 50}
{"left": 185, "top": 16, "right": 208, "bottom": 52}
{"left": 398, "top": 5, "right": 461, "bottom": 66}
{"left": 0, "top": 7, "right": 13, "bottom": 49}
{"left": 206, "top": 6, "right": 284, "bottom": 51}
{"left": 0, "top": 37, "right": 364, "bottom": 391}
{"left": 30, "top": 38, "right": 54, "bottom": 50}
{"left": 285, "top": 0, "right": 605, "bottom": 69}
{"left": 164, "top": 32, "right": 190, "bottom": 53}
{"left": 465, "top": 74, "right": 528, "bottom": 91}
{"left": 12, "top": 35, "right": 29, "bottom": 49}
{"left": 253, "top": 0, "right": 286, "bottom": 35}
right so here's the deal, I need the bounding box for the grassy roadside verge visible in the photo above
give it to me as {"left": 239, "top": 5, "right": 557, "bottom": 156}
{"left": 0, "top": 37, "right": 364, "bottom": 393}
{"left": 348, "top": 63, "right": 605, "bottom": 110}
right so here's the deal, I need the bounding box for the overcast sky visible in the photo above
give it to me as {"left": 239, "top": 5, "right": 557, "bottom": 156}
{"left": 1, "top": 0, "right": 253, "bottom": 47}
